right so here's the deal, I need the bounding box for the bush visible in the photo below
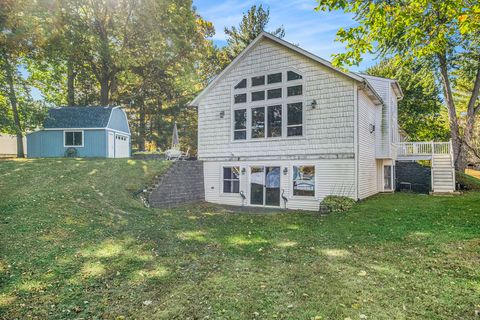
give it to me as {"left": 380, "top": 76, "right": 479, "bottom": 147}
{"left": 320, "top": 195, "right": 356, "bottom": 213}
{"left": 456, "top": 171, "right": 480, "bottom": 190}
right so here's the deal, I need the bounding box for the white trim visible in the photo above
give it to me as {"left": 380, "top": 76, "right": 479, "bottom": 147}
{"left": 190, "top": 32, "right": 384, "bottom": 107}
{"left": 42, "top": 127, "right": 131, "bottom": 135}
{"left": 63, "top": 130, "right": 84, "bottom": 148}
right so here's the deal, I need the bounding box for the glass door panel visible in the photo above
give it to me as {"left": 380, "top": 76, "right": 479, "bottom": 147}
{"left": 250, "top": 166, "right": 264, "bottom": 205}
{"left": 384, "top": 165, "right": 392, "bottom": 190}
{"left": 265, "top": 166, "right": 281, "bottom": 206}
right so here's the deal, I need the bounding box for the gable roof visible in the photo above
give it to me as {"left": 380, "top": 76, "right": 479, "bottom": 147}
{"left": 190, "top": 32, "right": 386, "bottom": 106}
{"left": 43, "top": 106, "right": 115, "bottom": 129}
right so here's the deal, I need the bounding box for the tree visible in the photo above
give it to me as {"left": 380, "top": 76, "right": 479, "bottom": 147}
{"left": 366, "top": 58, "right": 449, "bottom": 141}
{"left": 315, "top": 0, "right": 480, "bottom": 171}
{"left": 219, "top": 5, "right": 285, "bottom": 68}
{"left": 0, "top": 0, "right": 45, "bottom": 157}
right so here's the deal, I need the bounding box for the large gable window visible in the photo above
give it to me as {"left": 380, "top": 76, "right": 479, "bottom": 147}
{"left": 64, "top": 131, "right": 83, "bottom": 147}
{"left": 232, "top": 69, "right": 304, "bottom": 141}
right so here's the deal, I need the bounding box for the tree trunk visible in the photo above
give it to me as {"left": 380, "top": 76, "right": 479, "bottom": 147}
{"left": 1, "top": 50, "right": 25, "bottom": 158}
{"left": 67, "top": 58, "right": 75, "bottom": 106}
{"left": 437, "top": 53, "right": 465, "bottom": 171}
{"left": 100, "top": 78, "right": 109, "bottom": 105}
{"left": 138, "top": 98, "right": 146, "bottom": 151}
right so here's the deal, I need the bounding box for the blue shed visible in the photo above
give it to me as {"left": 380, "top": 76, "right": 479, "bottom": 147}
{"left": 27, "top": 106, "right": 131, "bottom": 158}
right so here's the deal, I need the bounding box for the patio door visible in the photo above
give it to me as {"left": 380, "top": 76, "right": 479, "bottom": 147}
{"left": 250, "top": 166, "right": 281, "bottom": 206}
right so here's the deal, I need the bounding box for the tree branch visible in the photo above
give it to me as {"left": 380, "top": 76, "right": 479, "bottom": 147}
{"left": 467, "top": 63, "right": 480, "bottom": 116}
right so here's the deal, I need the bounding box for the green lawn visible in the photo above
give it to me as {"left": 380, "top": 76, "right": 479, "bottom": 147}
{"left": 1, "top": 159, "right": 479, "bottom": 319}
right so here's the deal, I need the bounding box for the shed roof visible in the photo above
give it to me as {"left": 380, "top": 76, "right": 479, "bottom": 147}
{"left": 44, "top": 106, "right": 115, "bottom": 129}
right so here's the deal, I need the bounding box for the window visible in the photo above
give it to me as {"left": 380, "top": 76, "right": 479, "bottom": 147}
{"left": 234, "top": 109, "right": 247, "bottom": 140}
{"left": 287, "top": 85, "right": 302, "bottom": 97}
{"left": 287, "top": 103, "right": 303, "bottom": 136}
{"left": 384, "top": 165, "right": 392, "bottom": 190}
{"left": 293, "top": 166, "right": 315, "bottom": 196}
{"left": 234, "top": 93, "right": 247, "bottom": 104}
{"left": 267, "top": 72, "right": 282, "bottom": 84}
{"left": 231, "top": 70, "right": 304, "bottom": 141}
{"left": 251, "top": 107, "right": 265, "bottom": 138}
{"left": 223, "top": 167, "right": 240, "bottom": 193}
{"left": 287, "top": 70, "right": 302, "bottom": 81}
{"left": 251, "top": 91, "right": 265, "bottom": 101}
{"left": 267, "top": 88, "right": 282, "bottom": 99}
{"left": 267, "top": 105, "right": 282, "bottom": 137}
{"left": 234, "top": 79, "right": 247, "bottom": 89}
{"left": 251, "top": 75, "right": 265, "bottom": 86}
{"left": 64, "top": 131, "right": 83, "bottom": 147}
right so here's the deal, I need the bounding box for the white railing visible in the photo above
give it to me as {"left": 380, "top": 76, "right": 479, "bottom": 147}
{"left": 397, "top": 141, "right": 451, "bottom": 157}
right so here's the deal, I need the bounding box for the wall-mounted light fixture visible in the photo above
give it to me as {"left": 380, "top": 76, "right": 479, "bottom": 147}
{"left": 283, "top": 167, "right": 288, "bottom": 175}
{"left": 310, "top": 99, "right": 318, "bottom": 109}
{"left": 219, "top": 111, "right": 225, "bottom": 118}
{"left": 241, "top": 167, "right": 246, "bottom": 175}
{"left": 369, "top": 124, "right": 375, "bottom": 133}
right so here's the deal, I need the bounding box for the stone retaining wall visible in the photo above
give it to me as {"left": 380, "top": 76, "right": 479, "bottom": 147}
{"left": 148, "top": 161, "right": 204, "bottom": 208}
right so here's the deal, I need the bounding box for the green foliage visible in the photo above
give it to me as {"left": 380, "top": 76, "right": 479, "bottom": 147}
{"left": 366, "top": 58, "right": 449, "bottom": 141}
{"left": 456, "top": 171, "right": 480, "bottom": 190}
{"left": 320, "top": 195, "right": 356, "bottom": 213}
{"left": 218, "top": 5, "right": 285, "bottom": 68}
{"left": 315, "top": 0, "right": 480, "bottom": 171}
{"left": 1, "top": 159, "right": 479, "bottom": 318}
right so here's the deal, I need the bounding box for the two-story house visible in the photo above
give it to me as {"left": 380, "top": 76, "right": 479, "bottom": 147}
{"left": 190, "top": 32, "right": 455, "bottom": 211}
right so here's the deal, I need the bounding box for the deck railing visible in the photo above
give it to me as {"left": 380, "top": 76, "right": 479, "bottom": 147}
{"left": 396, "top": 141, "right": 452, "bottom": 157}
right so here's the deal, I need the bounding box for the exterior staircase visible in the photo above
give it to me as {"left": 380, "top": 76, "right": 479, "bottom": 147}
{"left": 397, "top": 140, "right": 456, "bottom": 193}
{"left": 432, "top": 154, "right": 455, "bottom": 193}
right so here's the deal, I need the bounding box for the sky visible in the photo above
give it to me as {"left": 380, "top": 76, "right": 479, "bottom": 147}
{"left": 193, "top": 0, "right": 377, "bottom": 72}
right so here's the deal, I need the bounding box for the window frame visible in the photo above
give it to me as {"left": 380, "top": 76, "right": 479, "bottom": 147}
{"left": 222, "top": 165, "right": 241, "bottom": 195}
{"left": 230, "top": 68, "right": 305, "bottom": 142}
{"left": 291, "top": 164, "right": 316, "bottom": 198}
{"left": 63, "top": 130, "right": 84, "bottom": 148}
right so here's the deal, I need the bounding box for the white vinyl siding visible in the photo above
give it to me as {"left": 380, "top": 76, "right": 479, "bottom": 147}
{"left": 204, "top": 159, "right": 355, "bottom": 211}
{"left": 357, "top": 90, "right": 378, "bottom": 199}
{"left": 197, "top": 38, "right": 355, "bottom": 160}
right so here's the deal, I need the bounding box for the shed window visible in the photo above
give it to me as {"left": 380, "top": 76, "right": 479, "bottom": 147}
{"left": 223, "top": 167, "right": 240, "bottom": 193}
{"left": 293, "top": 166, "right": 315, "bottom": 196}
{"left": 64, "top": 131, "right": 83, "bottom": 147}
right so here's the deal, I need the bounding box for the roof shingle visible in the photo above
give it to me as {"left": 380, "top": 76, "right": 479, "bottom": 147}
{"left": 44, "top": 106, "right": 114, "bottom": 129}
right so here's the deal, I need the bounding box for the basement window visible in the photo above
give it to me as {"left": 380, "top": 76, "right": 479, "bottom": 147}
{"left": 292, "top": 165, "right": 315, "bottom": 197}
{"left": 223, "top": 167, "right": 240, "bottom": 193}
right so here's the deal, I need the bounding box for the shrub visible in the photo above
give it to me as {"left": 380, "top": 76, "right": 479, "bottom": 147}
{"left": 456, "top": 171, "right": 480, "bottom": 190}
{"left": 320, "top": 195, "right": 356, "bottom": 213}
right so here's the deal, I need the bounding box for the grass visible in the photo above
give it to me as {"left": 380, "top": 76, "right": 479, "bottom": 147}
{"left": 457, "top": 169, "right": 480, "bottom": 190}
{"left": 1, "top": 158, "right": 479, "bottom": 319}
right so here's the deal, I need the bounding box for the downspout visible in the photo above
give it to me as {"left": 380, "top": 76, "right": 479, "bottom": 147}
{"left": 353, "top": 83, "right": 359, "bottom": 201}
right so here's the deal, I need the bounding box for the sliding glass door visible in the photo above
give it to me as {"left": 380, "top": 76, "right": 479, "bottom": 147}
{"left": 250, "top": 166, "right": 281, "bottom": 206}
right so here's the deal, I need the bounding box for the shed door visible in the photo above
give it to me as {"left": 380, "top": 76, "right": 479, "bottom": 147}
{"left": 114, "top": 134, "right": 129, "bottom": 158}
{"left": 108, "top": 132, "right": 115, "bottom": 158}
